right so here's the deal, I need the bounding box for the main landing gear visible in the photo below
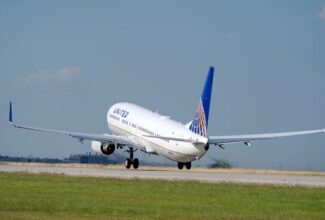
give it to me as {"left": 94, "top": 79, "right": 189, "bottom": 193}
{"left": 125, "top": 147, "right": 139, "bottom": 169}
{"left": 177, "top": 162, "right": 191, "bottom": 170}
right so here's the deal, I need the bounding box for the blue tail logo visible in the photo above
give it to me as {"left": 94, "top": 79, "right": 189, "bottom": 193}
{"left": 189, "top": 66, "right": 214, "bottom": 137}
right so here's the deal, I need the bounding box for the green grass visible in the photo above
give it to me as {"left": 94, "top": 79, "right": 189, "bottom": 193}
{"left": 0, "top": 172, "right": 324, "bottom": 220}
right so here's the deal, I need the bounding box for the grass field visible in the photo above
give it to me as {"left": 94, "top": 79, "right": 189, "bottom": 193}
{"left": 0, "top": 172, "right": 324, "bottom": 220}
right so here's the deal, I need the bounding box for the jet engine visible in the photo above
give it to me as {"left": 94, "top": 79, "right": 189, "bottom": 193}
{"left": 91, "top": 141, "right": 115, "bottom": 155}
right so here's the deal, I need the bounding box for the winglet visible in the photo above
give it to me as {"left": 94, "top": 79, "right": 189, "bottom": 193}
{"left": 9, "top": 102, "right": 13, "bottom": 124}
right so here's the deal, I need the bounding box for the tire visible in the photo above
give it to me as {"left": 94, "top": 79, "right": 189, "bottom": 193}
{"left": 185, "top": 162, "right": 191, "bottom": 170}
{"left": 133, "top": 158, "right": 139, "bottom": 169}
{"left": 125, "top": 158, "right": 131, "bottom": 169}
{"left": 177, "top": 162, "right": 184, "bottom": 170}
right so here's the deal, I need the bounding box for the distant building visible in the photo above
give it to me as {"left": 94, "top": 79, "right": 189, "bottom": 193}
{"left": 67, "top": 152, "right": 124, "bottom": 164}
{"left": 0, "top": 152, "right": 124, "bottom": 165}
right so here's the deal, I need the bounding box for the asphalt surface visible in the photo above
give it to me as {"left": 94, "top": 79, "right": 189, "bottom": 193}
{"left": 1, "top": 163, "right": 325, "bottom": 187}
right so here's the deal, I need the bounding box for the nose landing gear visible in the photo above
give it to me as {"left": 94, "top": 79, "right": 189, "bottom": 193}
{"left": 125, "top": 147, "right": 139, "bottom": 169}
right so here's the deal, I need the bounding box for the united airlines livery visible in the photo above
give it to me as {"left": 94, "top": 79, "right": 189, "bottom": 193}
{"left": 9, "top": 67, "right": 325, "bottom": 169}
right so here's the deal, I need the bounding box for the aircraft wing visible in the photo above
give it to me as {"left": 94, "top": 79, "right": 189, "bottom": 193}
{"left": 208, "top": 129, "right": 325, "bottom": 146}
{"left": 8, "top": 102, "right": 142, "bottom": 148}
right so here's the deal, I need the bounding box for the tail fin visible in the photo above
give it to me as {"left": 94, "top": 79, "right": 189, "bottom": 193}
{"left": 188, "top": 66, "right": 214, "bottom": 137}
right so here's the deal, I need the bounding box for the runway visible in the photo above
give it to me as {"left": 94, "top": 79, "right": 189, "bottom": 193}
{"left": 1, "top": 162, "right": 325, "bottom": 187}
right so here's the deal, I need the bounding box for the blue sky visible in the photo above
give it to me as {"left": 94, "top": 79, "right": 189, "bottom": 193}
{"left": 1, "top": 1, "right": 325, "bottom": 170}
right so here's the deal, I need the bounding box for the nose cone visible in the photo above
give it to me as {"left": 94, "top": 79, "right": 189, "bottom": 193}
{"left": 107, "top": 104, "right": 117, "bottom": 124}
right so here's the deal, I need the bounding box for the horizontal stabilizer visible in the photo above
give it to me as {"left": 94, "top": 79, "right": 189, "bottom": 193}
{"left": 143, "top": 134, "right": 207, "bottom": 144}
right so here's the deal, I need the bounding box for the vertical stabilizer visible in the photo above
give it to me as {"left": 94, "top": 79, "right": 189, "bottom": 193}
{"left": 188, "top": 66, "right": 214, "bottom": 137}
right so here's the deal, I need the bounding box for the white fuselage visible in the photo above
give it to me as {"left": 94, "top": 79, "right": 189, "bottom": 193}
{"left": 107, "top": 103, "right": 208, "bottom": 162}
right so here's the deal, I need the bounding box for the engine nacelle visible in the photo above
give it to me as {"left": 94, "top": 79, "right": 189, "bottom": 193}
{"left": 91, "top": 141, "right": 115, "bottom": 155}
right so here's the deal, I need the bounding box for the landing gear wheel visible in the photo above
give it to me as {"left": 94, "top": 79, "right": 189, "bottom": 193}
{"left": 133, "top": 158, "right": 139, "bottom": 169}
{"left": 177, "top": 162, "right": 184, "bottom": 170}
{"left": 185, "top": 162, "right": 191, "bottom": 170}
{"left": 125, "top": 158, "right": 131, "bottom": 169}
{"left": 125, "top": 147, "right": 140, "bottom": 169}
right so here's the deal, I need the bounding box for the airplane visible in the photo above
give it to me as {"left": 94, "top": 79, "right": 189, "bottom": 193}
{"left": 9, "top": 66, "right": 325, "bottom": 169}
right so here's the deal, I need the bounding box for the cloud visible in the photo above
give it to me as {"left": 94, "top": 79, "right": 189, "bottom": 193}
{"left": 319, "top": 3, "right": 325, "bottom": 20}
{"left": 17, "top": 66, "right": 81, "bottom": 84}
